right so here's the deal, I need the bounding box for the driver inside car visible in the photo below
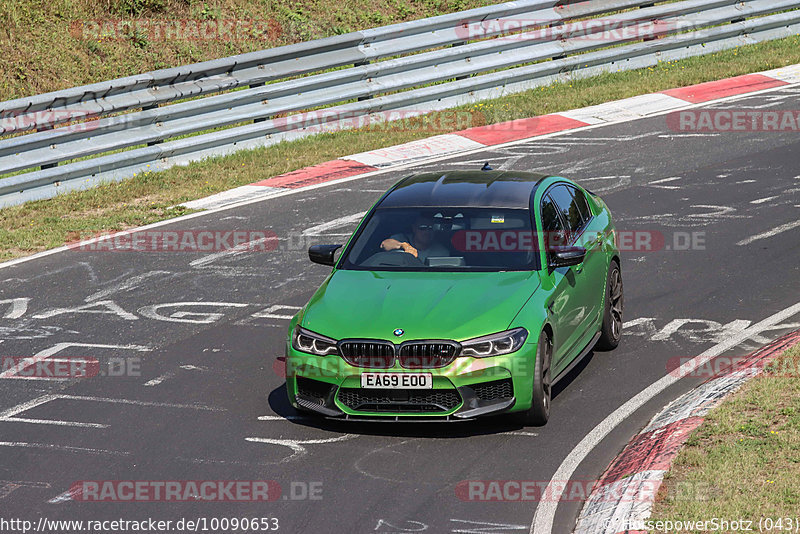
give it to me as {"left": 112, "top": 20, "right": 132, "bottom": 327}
{"left": 380, "top": 215, "right": 449, "bottom": 263}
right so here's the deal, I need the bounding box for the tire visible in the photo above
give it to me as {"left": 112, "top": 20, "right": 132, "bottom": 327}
{"left": 519, "top": 331, "right": 552, "bottom": 426}
{"left": 595, "top": 259, "right": 623, "bottom": 351}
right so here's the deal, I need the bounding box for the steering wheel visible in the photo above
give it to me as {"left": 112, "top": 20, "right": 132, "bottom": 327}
{"left": 361, "top": 250, "right": 425, "bottom": 267}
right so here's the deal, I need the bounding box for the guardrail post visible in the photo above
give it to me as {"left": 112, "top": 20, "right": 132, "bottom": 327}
{"left": 549, "top": 21, "right": 568, "bottom": 60}
{"left": 250, "top": 82, "right": 269, "bottom": 123}
{"left": 36, "top": 124, "right": 58, "bottom": 169}
{"left": 640, "top": 4, "right": 658, "bottom": 41}
{"left": 639, "top": 0, "right": 658, "bottom": 42}
{"left": 143, "top": 104, "right": 163, "bottom": 146}
{"left": 355, "top": 60, "right": 373, "bottom": 101}
{"left": 453, "top": 42, "right": 470, "bottom": 81}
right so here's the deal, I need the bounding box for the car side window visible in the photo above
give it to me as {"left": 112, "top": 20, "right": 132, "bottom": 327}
{"left": 540, "top": 194, "right": 568, "bottom": 259}
{"left": 571, "top": 187, "right": 592, "bottom": 226}
{"left": 549, "top": 184, "right": 587, "bottom": 238}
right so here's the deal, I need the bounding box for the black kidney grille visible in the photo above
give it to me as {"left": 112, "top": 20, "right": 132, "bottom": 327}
{"left": 339, "top": 341, "right": 395, "bottom": 368}
{"left": 398, "top": 342, "right": 459, "bottom": 368}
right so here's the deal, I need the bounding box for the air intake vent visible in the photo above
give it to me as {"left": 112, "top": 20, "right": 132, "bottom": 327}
{"left": 337, "top": 388, "right": 461, "bottom": 412}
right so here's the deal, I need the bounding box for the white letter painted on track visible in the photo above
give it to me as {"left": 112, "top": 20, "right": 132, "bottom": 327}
{"left": 0, "top": 298, "right": 30, "bottom": 319}
{"left": 138, "top": 302, "right": 249, "bottom": 324}
{"left": 33, "top": 300, "right": 137, "bottom": 320}
{"left": 621, "top": 317, "right": 658, "bottom": 338}
{"left": 650, "top": 319, "right": 753, "bottom": 344}
{"left": 249, "top": 305, "right": 302, "bottom": 321}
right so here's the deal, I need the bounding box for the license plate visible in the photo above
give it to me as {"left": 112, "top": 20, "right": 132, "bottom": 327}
{"left": 360, "top": 372, "right": 433, "bottom": 389}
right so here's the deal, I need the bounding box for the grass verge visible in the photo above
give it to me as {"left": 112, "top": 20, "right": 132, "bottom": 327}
{"left": 1, "top": 34, "right": 800, "bottom": 261}
{"left": 0, "top": 0, "right": 493, "bottom": 99}
{"left": 650, "top": 343, "right": 800, "bottom": 528}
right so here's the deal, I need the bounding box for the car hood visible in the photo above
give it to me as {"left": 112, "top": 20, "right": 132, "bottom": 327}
{"left": 301, "top": 269, "right": 541, "bottom": 341}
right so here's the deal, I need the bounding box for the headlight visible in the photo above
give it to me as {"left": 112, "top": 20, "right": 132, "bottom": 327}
{"left": 292, "top": 326, "right": 339, "bottom": 356}
{"left": 459, "top": 328, "right": 528, "bottom": 358}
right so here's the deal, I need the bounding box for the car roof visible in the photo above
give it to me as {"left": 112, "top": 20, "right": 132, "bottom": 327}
{"left": 378, "top": 170, "right": 553, "bottom": 209}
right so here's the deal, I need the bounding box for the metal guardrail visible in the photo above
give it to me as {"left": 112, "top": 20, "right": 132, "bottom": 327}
{"left": 1, "top": 0, "right": 799, "bottom": 207}
{"left": 0, "top": 0, "right": 560, "bottom": 135}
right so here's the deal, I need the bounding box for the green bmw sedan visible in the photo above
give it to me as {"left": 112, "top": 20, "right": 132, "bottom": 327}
{"left": 284, "top": 169, "right": 623, "bottom": 425}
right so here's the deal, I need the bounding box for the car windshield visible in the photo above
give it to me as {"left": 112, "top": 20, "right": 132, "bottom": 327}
{"left": 339, "top": 207, "right": 540, "bottom": 272}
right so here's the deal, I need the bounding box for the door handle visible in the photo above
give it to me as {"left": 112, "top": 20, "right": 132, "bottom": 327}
{"left": 574, "top": 233, "right": 600, "bottom": 274}
{"left": 574, "top": 253, "right": 586, "bottom": 274}
{"left": 576, "top": 234, "right": 602, "bottom": 273}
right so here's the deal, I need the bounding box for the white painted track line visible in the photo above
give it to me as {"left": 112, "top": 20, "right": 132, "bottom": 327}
{"left": 0, "top": 441, "right": 130, "bottom": 455}
{"left": 530, "top": 301, "right": 800, "bottom": 534}
{"left": 302, "top": 212, "right": 367, "bottom": 236}
{"left": 189, "top": 236, "right": 276, "bottom": 267}
{"left": 736, "top": 219, "right": 800, "bottom": 246}
{"left": 245, "top": 434, "right": 357, "bottom": 462}
{"left": 343, "top": 134, "right": 485, "bottom": 167}
{"left": 180, "top": 185, "right": 285, "bottom": 210}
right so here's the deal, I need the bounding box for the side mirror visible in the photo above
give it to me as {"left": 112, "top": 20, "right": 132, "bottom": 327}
{"left": 308, "top": 244, "right": 343, "bottom": 266}
{"left": 548, "top": 246, "right": 586, "bottom": 269}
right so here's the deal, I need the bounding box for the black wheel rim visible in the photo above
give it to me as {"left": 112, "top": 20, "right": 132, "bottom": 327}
{"left": 542, "top": 336, "right": 552, "bottom": 413}
{"left": 609, "top": 268, "right": 623, "bottom": 340}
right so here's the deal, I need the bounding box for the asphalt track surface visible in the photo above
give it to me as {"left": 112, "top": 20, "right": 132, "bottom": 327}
{"left": 0, "top": 86, "right": 799, "bottom": 534}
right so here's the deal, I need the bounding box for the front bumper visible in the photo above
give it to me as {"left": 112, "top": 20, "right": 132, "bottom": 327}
{"left": 285, "top": 344, "right": 536, "bottom": 420}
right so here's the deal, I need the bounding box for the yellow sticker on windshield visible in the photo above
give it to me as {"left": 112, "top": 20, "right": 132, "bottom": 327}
{"left": 491, "top": 215, "right": 504, "bottom": 224}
